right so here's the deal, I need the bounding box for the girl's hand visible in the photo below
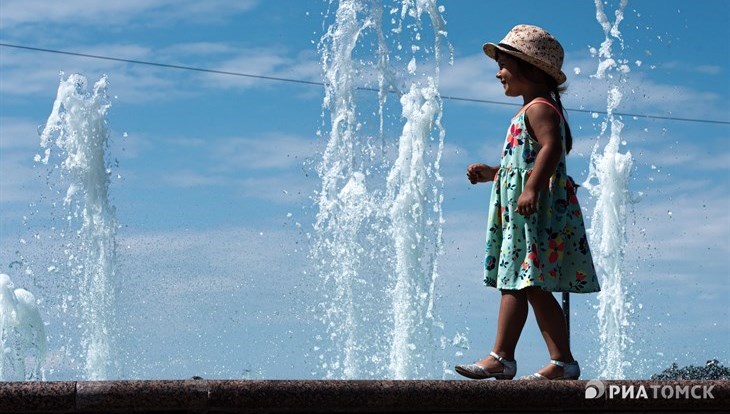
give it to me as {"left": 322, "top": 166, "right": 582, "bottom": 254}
{"left": 517, "top": 188, "right": 538, "bottom": 216}
{"left": 466, "top": 163, "right": 497, "bottom": 184}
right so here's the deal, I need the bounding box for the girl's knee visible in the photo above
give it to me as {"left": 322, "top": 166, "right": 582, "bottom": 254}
{"left": 524, "top": 286, "right": 551, "bottom": 302}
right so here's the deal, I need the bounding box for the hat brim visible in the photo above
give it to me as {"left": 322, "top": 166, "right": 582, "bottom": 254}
{"left": 483, "top": 42, "right": 567, "bottom": 85}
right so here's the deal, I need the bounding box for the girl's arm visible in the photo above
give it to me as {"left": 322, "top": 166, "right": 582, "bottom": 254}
{"left": 517, "top": 104, "right": 563, "bottom": 216}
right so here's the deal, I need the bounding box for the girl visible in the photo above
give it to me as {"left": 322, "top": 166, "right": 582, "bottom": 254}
{"left": 455, "top": 25, "right": 600, "bottom": 380}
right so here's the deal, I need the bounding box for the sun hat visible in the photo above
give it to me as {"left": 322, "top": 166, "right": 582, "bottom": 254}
{"left": 483, "top": 24, "right": 567, "bottom": 85}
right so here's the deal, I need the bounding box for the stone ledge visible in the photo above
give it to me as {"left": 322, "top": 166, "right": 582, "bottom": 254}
{"left": 0, "top": 380, "right": 727, "bottom": 413}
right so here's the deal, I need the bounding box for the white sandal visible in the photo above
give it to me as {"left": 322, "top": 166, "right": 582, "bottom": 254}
{"left": 520, "top": 359, "right": 580, "bottom": 380}
{"left": 455, "top": 352, "right": 517, "bottom": 380}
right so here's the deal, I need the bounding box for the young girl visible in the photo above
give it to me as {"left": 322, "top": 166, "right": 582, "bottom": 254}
{"left": 455, "top": 25, "right": 600, "bottom": 380}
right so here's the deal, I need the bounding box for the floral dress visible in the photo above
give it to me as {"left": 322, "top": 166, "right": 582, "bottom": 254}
{"left": 484, "top": 99, "right": 600, "bottom": 293}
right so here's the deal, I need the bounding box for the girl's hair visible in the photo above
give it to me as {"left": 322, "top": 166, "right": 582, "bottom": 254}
{"left": 497, "top": 51, "right": 573, "bottom": 154}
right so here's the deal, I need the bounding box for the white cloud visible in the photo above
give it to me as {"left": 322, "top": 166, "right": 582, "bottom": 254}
{"left": 210, "top": 133, "right": 318, "bottom": 171}
{"left": 631, "top": 141, "right": 730, "bottom": 172}
{"left": 140, "top": 131, "right": 320, "bottom": 203}
{"left": 0, "top": 117, "right": 46, "bottom": 205}
{"left": 0, "top": 0, "right": 259, "bottom": 29}
{"left": 0, "top": 153, "right": 39, "bottom": 204}
{"left": 159, "top": 42, "right": 237, "bottom": 57}
{"left": 0, "top": 117, "right": 42, "bottom": 150}
{"left": 237, "top": 175, "right": 318, "bottom": 204}
{"left": 158, "top": 169, "right": 228, "bottom": 188}
{"left": 697, "top": 65, "right": 723, "bottom": 75}
{"left": 624, "top": 193, "right": 730, "bottom": 276}
{"left": 653, "top": 60, "right": 724, "bottom": 77}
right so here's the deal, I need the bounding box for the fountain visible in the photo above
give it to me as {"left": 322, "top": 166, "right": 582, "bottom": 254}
{"left": 313, "top": 0, "right": 449, "bottom": 379}
{"left": 583, "top": 0, "right": 635, "bottom": 380}
{"left": 36, "top": 73, "right": 119, "bottom": 380}
{"left": 0, "top": 273, "right": 46, "bottom": 381}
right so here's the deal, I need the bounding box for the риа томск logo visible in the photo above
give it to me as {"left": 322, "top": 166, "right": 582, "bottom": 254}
{"left": 585, "top": 380, "right": 715, "bottom": 400}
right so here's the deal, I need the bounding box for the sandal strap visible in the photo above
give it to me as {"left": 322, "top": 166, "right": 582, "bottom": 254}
{"left": 490, "top": 351, "right": 511, "bottom": 365}
{"left": 550, "top": 359, "right": 571, "bottom": 367}
{"left": 487, "top": 351, "right": 517, "bottom": 372}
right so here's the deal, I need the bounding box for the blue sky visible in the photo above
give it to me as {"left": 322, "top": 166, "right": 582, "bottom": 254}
{"left": 1, "top": 0, "right": 728, "bottom": 380}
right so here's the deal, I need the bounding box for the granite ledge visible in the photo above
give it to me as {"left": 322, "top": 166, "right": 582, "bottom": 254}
{"left": 0, "top": 380, "right": 727, "bottom": 413}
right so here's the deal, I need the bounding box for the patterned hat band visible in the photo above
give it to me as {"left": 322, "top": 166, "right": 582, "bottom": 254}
{"left": 497, "top": 43, "right": 524, "bottom": 54}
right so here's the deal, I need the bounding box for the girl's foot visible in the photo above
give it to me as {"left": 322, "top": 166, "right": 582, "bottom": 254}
{"left": 535, "top": 362, "right": 566, "bottom": 379}
{"left": 474, "top": 353, "right": 509, "bottom": 373}
{"left": 455, "top": 352, "right": 517, "bottom": 380}
{"left": 522, "top": 359, "right": 580, "bottom": 380}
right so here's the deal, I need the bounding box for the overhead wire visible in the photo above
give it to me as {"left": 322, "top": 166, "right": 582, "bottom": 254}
{"left": 1, "top": 42, "right": 728, "bottom": 126}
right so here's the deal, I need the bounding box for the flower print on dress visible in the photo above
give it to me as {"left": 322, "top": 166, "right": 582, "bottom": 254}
{"left": 567, "top": 183, "right": 579, "bottom": 205}
{"left": 500, "top": 206, "right": 509, "bottom": 224}
{"left": 527, "top": 243, "right": 541, "bottom": 269}
{"left": 578, "top": 234, "right": 589, "bottom": 255}
{"left": 486, "top": 255, "right": 497, "bottom": 271}
{"left": 503, "top": 123, "right": 523, "bottom": 156}
{"left": 563, "top": 223, "right": 575, "bottom": 239}
{"left": 547, "top": 235, "right": 565, "bottom": 263}
{"left": 523, "top": 147, "right": 536, "bottom": 164}
{"left": 569, "top": 270, "right": 588, "bottom": 291}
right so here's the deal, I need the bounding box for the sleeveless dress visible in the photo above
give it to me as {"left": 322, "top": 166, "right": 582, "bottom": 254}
{"left": 484, "top": 99, "right": 600, "bottom": 293}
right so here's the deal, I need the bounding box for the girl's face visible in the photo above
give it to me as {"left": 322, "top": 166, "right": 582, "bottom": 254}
{"left": 495, "top": 53, "right": 528, "bottom": 97}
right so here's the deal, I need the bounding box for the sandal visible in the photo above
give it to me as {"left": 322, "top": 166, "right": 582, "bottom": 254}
{"left": 455, "top": 351, "right": 517, "bottom": 380}
{"left": 520, "top": 359, "right": 580, "bottom": 380}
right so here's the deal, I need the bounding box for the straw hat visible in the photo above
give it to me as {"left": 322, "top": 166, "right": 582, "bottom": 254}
{"left": 483, "top": 24, "right": 567, "bottom": 85}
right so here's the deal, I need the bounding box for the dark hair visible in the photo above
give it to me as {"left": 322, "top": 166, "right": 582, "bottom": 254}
{"left": 496, "top": 51, "right": 573, "bottom": 154}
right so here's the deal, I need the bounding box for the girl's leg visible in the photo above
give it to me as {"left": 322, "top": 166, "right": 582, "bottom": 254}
{"left": 475, "top": 289, "right": 528, "bottom": 371}
{"left": 525, "top": 287, "right": 574, "bottom": 377}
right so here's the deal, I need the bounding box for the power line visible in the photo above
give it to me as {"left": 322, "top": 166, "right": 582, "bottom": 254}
{"left": 0, "top": 43, "right": 324, "bottom": 87}
{"left": 1, "top": 42, "right": 728, "bottom": 126}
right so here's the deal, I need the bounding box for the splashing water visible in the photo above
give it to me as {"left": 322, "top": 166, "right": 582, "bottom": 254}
{"left": 387, "top": 78, "right": 445, "bottom": 379}
{"left": 39, "top": 74, "right": 119, "bottom": 380}
{"left": 314, "top": 0, "right": 449, "bottom": 379}
{"left": 0, "top": 274, "right": 47, "bottom": 380}
{"left": 584, "top": 0, "right": 634, "bottom": 380}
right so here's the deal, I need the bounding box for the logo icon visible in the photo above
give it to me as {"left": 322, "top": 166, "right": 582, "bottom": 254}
{"left": 585, "top": 380, "right": 605, "bottom": 399}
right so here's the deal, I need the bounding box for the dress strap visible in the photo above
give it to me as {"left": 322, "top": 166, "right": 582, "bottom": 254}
{"left": 522, "top": 98, "right": 565, "bottom": 123}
